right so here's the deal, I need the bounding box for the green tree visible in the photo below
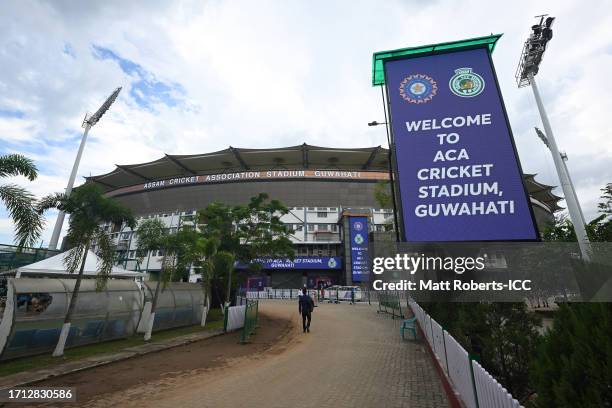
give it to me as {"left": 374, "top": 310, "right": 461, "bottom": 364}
{"left": 0, "top": 154, "right": 47, "bottom": 246}
{"left": 542, "top": 184, "right": 612, "bottom": 243}
{"left": 135, "top": 219, "right": 196, "bottom": 340}
{"left": 597, "top": 183, "right": 611, "bottom": 217}
{"left": 374, "top": 180, "right": 392, "bottom": 208}
{"left": 529, "top": 303, "right": 612, "bottom": 407}
{"left": 44, "top": 184, "right": 135, "bottom": 357}
{"left": 197, "top": 193, "right": 294, "bottom": 307}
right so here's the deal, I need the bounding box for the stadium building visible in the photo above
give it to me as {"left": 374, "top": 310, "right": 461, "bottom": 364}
{"left": 86, "top": 144, "right": 561, "bottom": 289}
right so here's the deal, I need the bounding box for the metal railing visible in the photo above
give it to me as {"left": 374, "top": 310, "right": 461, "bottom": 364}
{"left": 241, "top": 299, "right": 259, "bottom": 343}
{"left": 408, "top": 299, "right": 524, "bottom": 408}
{"left": 377, "top": 291, "right": 404, "bottom": 319}
{"left": 0, "top": 244, "right": 60, "bottom": 272}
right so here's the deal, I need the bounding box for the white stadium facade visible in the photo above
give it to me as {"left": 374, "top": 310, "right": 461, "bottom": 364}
{"left": 86, "top": 144, "right": 561, "bottom": 289}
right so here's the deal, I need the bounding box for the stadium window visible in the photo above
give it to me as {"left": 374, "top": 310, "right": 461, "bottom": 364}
{"left": 295, "top": 225, "right": 303, "bottom": 231}
{"left": 129, "top": 250, "right": 135, "bottom": 258}
{"left": 317, "top": 212, "right": 327, "bottom": 218}
{"left": 331, "top": 225, "right": 338, "bottom": 232}
{"left": 307, "top": 224, "right": 315, "bottom": 231}
{"left": 330, "top": 207, "right": 338, "bottom": 211}
{"left": 295, "top": 207, "right": 303, "bottom": 210}
{"left": 317, "top": 224, "right": 328, "bottom": 231}
{"left": 307, "top": 207, "right": 315, "bottom": 211}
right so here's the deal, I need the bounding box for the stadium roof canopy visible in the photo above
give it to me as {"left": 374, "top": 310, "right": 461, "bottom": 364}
{"left": 87, "top": 144, "right": 389, "bottom": 190}
{"left": 86, "top": 143, "right": 562, "bottom": 213}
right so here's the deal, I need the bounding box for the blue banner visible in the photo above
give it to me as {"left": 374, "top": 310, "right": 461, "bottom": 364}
{"left": 384, "top": 47, "right": 537, "bottom": 241}
{"left": 236, "top": 257, "right": 341, "bottom": 270}
{"left": 349, "top": 216, "right": 369, "bottom": 282}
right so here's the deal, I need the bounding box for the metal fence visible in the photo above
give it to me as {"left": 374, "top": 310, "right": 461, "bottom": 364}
{"left": 241, "top": 299, "right": 258, "bottom": 343}
{"left": 377, "top": 291, "right": 404, "bottom": 319}
{"left": 408, "top": 299, "right": 524, "bottom": 408}
{"left": 244, "top": 289, "right": 319, "bottom": 305}
{"left": 0, "top": 244, "right": 60, "bottom": 273}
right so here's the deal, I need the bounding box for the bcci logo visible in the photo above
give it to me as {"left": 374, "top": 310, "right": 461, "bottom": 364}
{"left": 449, "top": 68, "right": 485, "bottom": 97}
{"left": 399, "top": 74, "right": 437, "bottom": 104}
{"left": 327, "top": 258, "right": 337, "bottom": 268}
{"left": 354, "top": 233, "right": 364, "bottom": 245}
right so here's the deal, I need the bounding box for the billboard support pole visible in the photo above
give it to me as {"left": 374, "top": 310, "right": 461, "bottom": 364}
{"left": 529, "top": 73, "right": 591, "bottom": 261}
{"left": 380, "top": 85, "right": 401, "bottom": 242}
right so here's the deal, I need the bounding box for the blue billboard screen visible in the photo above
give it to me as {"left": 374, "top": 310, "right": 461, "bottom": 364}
{"left": 384, "top": 47, "right": 538, "bottom": 241}
{"left": 349, "top": 216, "right": 369, "bottom": 282}
{"left": 236, "top": 257, "right": 342, "bottom": 270}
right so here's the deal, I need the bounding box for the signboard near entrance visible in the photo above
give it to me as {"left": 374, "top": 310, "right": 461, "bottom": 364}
{"left": 236, "top": 257, "right": 342, "bottom": 270}
{"left": 349, "top": 216, "right": 370, "bottom": 282}
{"left": 384, "top": 46, "right": 538, "bottom": 241}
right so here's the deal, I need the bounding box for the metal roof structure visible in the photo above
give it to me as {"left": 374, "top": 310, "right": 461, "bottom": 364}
{"left": 86, "top": 143, "right": 562, "bottom": 213}
{"left": 86, "top": 144, "right": 389, "bottom": 190}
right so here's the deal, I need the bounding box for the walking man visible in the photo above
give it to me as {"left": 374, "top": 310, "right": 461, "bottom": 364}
{"left": 298, "top": 288, "right": 314, "bottom": 333}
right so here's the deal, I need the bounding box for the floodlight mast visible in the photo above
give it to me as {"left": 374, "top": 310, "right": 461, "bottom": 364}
{"left": 48, "top": 87, "right": 122, "bottom": 250}
{"left": 517, "top": 17, "right": 591, "bottom": 260}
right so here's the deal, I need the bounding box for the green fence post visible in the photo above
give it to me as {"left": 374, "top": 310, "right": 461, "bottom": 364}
{"left": 223, "top": 305, "right": 229, "bottom": 332}
{"left": 429, "top": 318, "right": 435, "bottom": 354}
{"left": 442, "top": 328, "right": 449, "bottom": 376}
{"left": 241, "top": 300, "right": 249, "bottom": 343}
{"left": 468, "top": 353, "right": 480, "bottom": 408}
{"left": 255, "top": 300, "right": 259, "bottom": 327}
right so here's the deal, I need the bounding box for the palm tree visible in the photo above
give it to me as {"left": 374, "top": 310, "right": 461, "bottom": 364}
{"left": 135, "top": 218, "right": 169, "bottom": 341}
{"left": 190, "top": 236, "right": 235, "bottom": 324}
{"left": 0, "top": 154, "right": 47, "bottom": 246}
{"left": 45, "top": 183, "right": 135, "bottom": 357}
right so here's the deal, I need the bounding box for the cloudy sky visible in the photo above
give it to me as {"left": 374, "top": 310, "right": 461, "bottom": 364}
{"left": 1, "top": 0, "right": 611, "bottom": 246}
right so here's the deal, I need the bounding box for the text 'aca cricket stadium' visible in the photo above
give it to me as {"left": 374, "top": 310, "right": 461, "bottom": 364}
{"left": 85, "top": 144, "right": 561, "bottom": 289}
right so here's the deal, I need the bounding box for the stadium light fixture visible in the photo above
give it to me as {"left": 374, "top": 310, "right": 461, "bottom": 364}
{"left": 517, "top": 17, "right": 591, "bottom": 260}
{"left": 48, "top": 87, "right": 122, "bottom": 250}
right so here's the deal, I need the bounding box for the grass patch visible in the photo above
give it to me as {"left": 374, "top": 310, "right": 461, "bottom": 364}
{"left": 0, "top": 308, "right": 224, "bottom": 378}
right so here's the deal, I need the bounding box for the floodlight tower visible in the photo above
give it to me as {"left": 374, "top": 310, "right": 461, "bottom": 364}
{"left": 48, "top": 87, "right": 122, "bottom": 250}
{"left": 516, "top": 16, "right": 591, "bottom": 260}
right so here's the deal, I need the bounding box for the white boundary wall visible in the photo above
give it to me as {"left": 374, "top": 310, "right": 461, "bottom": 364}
{"left": 226, "top": 305, "right": 245, "bottom": 331}
{"left": 408, "top": 299, "right": 523, "bottom": 408}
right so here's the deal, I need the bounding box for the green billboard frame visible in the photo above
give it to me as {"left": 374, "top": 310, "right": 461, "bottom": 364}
{"left": 371, "top": 34, "right": 502, "bottom": 86}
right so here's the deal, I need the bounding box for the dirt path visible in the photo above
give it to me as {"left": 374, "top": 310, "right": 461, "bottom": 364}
{"left": 14, "top": 305, "right": 296, "bottom": 408}
{"left": 16, "top": 301, "right": 449, "bottom": 408}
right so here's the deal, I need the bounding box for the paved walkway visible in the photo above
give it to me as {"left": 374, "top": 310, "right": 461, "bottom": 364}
{"left": 92, "top": 301, "right": 450, "bottom": 408}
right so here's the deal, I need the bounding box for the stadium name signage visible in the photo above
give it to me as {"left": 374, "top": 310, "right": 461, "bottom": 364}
{"left": 140, "top": 170, "right": 388, "bottom": 190}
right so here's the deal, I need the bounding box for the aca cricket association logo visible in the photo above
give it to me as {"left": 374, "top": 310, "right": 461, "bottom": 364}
{"left": 327, "top": 258, "right": 337, "bottom": 268}
{"left": 399, "top": 74, "right": 437, "bottom": 104}
{"left": 449, "top": 67, "right": 485, "bottom": 97}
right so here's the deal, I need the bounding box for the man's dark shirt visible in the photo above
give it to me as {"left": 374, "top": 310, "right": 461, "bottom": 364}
{"left": 298, "top": 294, "right": 314, "bottom": 314}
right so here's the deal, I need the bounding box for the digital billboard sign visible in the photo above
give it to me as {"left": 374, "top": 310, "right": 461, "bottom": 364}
{"left": 349, "top": 216, "right": 370, "bottom": 282}
{"left": 384, "top": 47, "right": 538, "bottom": 241}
